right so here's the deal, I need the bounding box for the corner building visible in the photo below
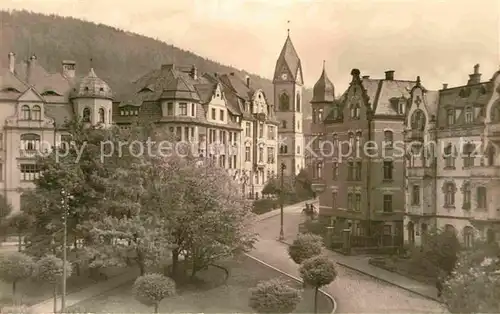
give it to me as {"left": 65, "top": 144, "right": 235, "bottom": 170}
{"left": 404, "top": 65, "right": 500, "bottom": 247}
{"left": 0, "top": 53, "right": 113, "bottom": 213}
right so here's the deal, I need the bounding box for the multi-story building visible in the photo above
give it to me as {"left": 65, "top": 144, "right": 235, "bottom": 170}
{"left": 0, "top": 52, "right": 113, "bottom": 213}
{"left": 404, "top": 65, "right": 500, "bottom": 246}
{"left": 314, "top": 69, "right": 414, "bottom": 242}
{"left": 273, "top": 33, "right": 305, "bottom": 176}
{"left": 114, "top": 64, "right": 279, "bottom": 199}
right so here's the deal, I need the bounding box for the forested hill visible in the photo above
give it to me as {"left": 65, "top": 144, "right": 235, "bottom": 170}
{"left": 0, "top": 10, "right": 312, "bottom": 116}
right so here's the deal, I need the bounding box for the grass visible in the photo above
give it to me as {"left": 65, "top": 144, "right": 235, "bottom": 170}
{"left": 369, "top": 255, "right": 436, "bottom": 285}
{"left": 68, "top": 255, "right": 333, "bottom": 313}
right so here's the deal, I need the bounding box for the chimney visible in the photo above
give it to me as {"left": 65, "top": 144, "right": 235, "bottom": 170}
{"left": 190, "top": 64, "right": 198, "bottom": 80}
{"left": 385, "top": 70, "right": 394, "bottom": 80}
{"left": 351, "top": 68, "right": 361, "bottom": 82}
{"left": 8, "top": 52, "right": 15, "bottom": 73}
{"left": 442, "top": 83, "right": 448, "bottom": 90}
{"left": 467, "top": 64, "right": 481, "bottom": 85}
{"left": 246, "top": 76, "right": 250, "bottom": 88}
{"left": 62, "top": 60, "right": 76, "bottom": 79}
{"left": 362, "top": 75, "right": 369, "bottom": 79}
{"left": 27, "top": 54, "right": 37, "bottom": 84}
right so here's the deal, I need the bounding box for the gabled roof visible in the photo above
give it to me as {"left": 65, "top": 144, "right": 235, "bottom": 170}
{"left": 14, "top": 59, "right": 71, "bottom": 98}
{"left": 0, "top": 68, "right": 28, "bottom": 100}
{"left": 273, "top": 35, "right": 303, "bottom": 84}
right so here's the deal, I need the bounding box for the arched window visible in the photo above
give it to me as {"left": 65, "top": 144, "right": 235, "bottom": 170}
{"left": 463, "top": 226, "right": 474, "bottom": 248}
{"left": 98, "top": 108, "right": 105, "bottom": 123}
{"left": 487, "top": 145, "right": 496, "bottom": 166}
{"left": 462, "top": 182, "right": 471, "bottom": 209}
{"left": 279, "top": 93, "right": 290, "bottom": 111}
{"left": 464, "top": 107, "right": 473, "bottom": 124}
{"left": 350, "top": 104, "right": 360, "bottom": 119}
{"left": 316, "top": 162, "right": 323, "bottom": 179}
{"left": 411, "top": 109, "right": 426, "bottom": 131}
{"left": 296, "top": 93, "right": 301, "bottom": 112}
{"left": 20, "top": 133, "right": 41, "bottom": 151}
{"left": 444, "top": 224, "right": 457, "bottom": 235}
{"left": 384, "top": 130, "right": 393, "bottom": 148}
{"left": 444, "top": 182, "right": 456, "bottom": 206}
{"left": 21, "top": 105, "right": 30, "bottom": 120}
{"left": 31, "top": 105, "right": 41, "bottom": 120}
{"left": 444, "top": 144, "right": 456, "bottom": 168}
{"left": 82, "top": 107, "right": 91, "bottom": 123}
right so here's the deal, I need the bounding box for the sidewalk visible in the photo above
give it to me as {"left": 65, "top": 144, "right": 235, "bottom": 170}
{"left": 29, "top": 269, "right": 139, "bottom": 313}
{"left": 253, "top": 199, "right": 315, "bottom": 222}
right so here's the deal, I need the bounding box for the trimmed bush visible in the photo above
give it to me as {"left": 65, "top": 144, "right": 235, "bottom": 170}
{"left": 249, "top": 278, "right": 302, "bottom": 314}
{"left": 288, "top": 233, "right": 323, "bottom": 264}
{"left": 133, "top": 273, "right": 176, "bottom": 313}
{"left": 34, "top": 255, "right": 72, "bottom": 314}
{"left": 299, "top": 255, "right": 337, "bottom": 314}
{"left": 0, "top": 252, "right": 34, "bottom": 296}
{"left": 252, "top": 199, "right": 277, "bottom": 215}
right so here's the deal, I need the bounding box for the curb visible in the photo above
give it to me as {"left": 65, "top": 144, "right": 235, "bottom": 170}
{"left": 244, "top": 253, "right": 337, "bottom": 314}
{"left": 277, "top": 240, "right": 443, "bottom": 305}
{"left": 335, "top": 262, "right": 443, "bottom": 303}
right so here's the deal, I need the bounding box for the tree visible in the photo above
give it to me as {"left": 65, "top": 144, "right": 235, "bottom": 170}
{"left": 249, "top": 278, "right": 302, "bottom": 314}
{"left": 295, "top": 169, "right": 314, "bottom": 199}
{"left": 288, "top": 233, "right": 323, "bottom": 264}
{"left": 422, "top": 229, "right": 461, "bottom": 278}
{"left": 133, "top": 273, "right": 176, "bottom": 313}
{"left": 34, "top": 255, "right": 72, "bottom": 313}
{"left": 443, "top": 245, "right": 500, "bottom": 313}
{"left": 0, "top": 252, "right": 34, "bottom": 297}
{"left": 0, "top": 194, "right": 13, "bottom": 240}
{"left": 299, "top": 255, "right": 337, "bottom": 314}
{"left": 7, "top": 212, "right": 33, "bottom": 252}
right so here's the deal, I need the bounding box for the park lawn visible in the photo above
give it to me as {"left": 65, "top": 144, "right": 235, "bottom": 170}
{"left": 69, "top": 255, "right": 333, "bottom": 313}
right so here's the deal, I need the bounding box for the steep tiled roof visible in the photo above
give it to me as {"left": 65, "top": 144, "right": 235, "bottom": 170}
{"left": 273, "top": 35, "right": 303, "bottom": 84}
{"left": 373, "top": 79, "right": 415, "bottom": 115}
{"left": 70, "top": 68, "right": 113, "bottom": 100}
{"left": 311, "top": 63, "right": 335, "bottom": 103}
{"left": 14, "top": 59, "right": 71, "bottom": 99}
{"left": 0, "top": 68, "right": 28, "bottom": 100}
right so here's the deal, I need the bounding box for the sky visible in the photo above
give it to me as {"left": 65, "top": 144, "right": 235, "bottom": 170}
{"left": 2, "top": 0, "right": 499, "bottom": 93}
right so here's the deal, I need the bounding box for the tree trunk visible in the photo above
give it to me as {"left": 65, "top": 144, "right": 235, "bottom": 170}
{"left": 12, "top": 280, "right": 16, "bottom": 297}
{"left": 154, "top": 303, "right": 159, "bottom": 313}
{"left": 137, "top": 260, "right": 145, "bottom": 276}
{"left": 53, "top": 285, "right": 57, "bottom": 314}
{"left": 17, "top": 233, "right": 22, "bottom": 252}
{"left": 171, "top": 249, "right": 179, "bottom": 277}
{"left": 314, "top": 287, "right": 318, "bottom": 314}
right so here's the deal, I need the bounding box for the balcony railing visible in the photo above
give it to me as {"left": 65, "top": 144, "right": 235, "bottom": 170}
{"left": 406, "top": 167, "right": 434, "bottom": 178}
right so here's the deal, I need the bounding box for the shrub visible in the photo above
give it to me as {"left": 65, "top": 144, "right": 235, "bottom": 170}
{"left": 34, "top": 255, "right": 72, "bottom": 314}
{"left": 299, "top": 255, "right": 337, "bottom": 314}
{"left": 288, "top": 233, "right": 323, "bottom": 264}
{"left": 249, "top": 278, "right": 302, "bottom": 314}
{"left": 133, "top": 273, "right": 176, "bottom": 313}
{"left": 252, "top": 199, "right": 276, "bottom": 215}
{"left": 0, "top": 252, "right": 34, "bottom": 296}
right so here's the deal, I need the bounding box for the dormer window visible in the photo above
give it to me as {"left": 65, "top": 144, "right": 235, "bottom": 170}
{"left": 99, "top": 87, "right": 104, "bottom": 92}
{"left": 41, "top": 90, "right": 60, "bottom": 96}
{"left": 32, "top": 105, "right": 41, "bottom": 120}
{"left": 98, "top": 108, "right": 105, "bottom": 123}
{"left": 2, "top": 87, "right": 20, "bottom": 93}
{"left": 350, "top": 104, "right": 360, "bottom": 119}
{"left": 21, "top": 105, "right": 31, "bottom": 120}
{"left": 464, "top": 107, "right": 473, "bottom": 124}
{"left": 120, "top": 107, "right": 139, "bottom": 116}
{"left": 398, "top": 102, "right": 404, "bottom": 115}
{"left": 447, "top": 109, "right": 455, "bottom": 126}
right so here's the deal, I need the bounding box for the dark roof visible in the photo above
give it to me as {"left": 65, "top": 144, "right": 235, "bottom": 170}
{"left": 70, "top": 68, "right": 113, "bottom": 100}
{"left": 273, "top": 35, "right": 303, "bottom": 84}
{"left": 311, "top": 64, "right": 335, "bottom": 103}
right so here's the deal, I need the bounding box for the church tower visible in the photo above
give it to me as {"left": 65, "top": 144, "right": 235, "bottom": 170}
{"left": 274, "top": 31, "right": 304, "bottom": 176}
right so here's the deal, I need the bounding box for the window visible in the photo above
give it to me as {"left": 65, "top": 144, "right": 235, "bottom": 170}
{"left": 463, "top": 226, "right": 474, "bottom": 248}
{"left": 383, "top": 225, "right": 392, "bottom": 235}
{"left": 331, "top": 106, "right": 339, "bottom": 120}
{"left": 315, "top": 162, "right": 323, "bottom": 179}
{"left": 211, "top": 108, "right": 216, "bottom": 120}
{"left": 219, "top": 155, "right": 226, "bottom": 168}
{"left": 462, "top": 143, "right": 475, "bottom": 168}
{"left": 412, "top": 185, "right": 420, "bottom": 205}
{"left": 20, "top": 164, "right": 40, "bottom": 181}
{"left": 220, "top": 109, "right": 224, "bottom": 121}
{"left": 411, "top": 109, "right": 426, "bottom": 131}
{"left": 268, "top": 126, "right": 276, "bottom": 140}
{"left": 297, "top": 146, "right": 301, "bottom": 154}
{"left": 332, "top": 162, "right": 338, "bottom": 180}
{"left": 332, "top": 192, "right": 337, "bottom": 210}
{"left": 383, "top": 161, "right": 393, "bottom": 180}
{"left": 447, "top": 109, "right": 455, "bottom": 126}
{"left": 477, "top": 186, "right": 487, "bottom": 209}
{"left": 179, "top": 103, "right": 188, "bottom": 116}
{"left": 355, "top": 161, "right": 362, "bottom": 180}
{"left": 279, "top": 93, "right": 290, "bottom": 111}
{"left": 98, "top": 108, "right": 105, "bottom": 123}
{"left": 347, "top": 193, "right": 353, "bottom": 210}
{"left": 318, "top": 109, "right": 323, "bottom": 122}
{"left": 347, "top": 161, "right": 354, "bottom": 180}
{"left": 444, "top": 144, "right": 456, "bottom": 168}
{"left": 384, "top": 130, "right": 393, "bottom": 148}
{"left": 383, "top": 195, "right": 393, "bottom": 212}
{"left": 259, "top": 123, "right": 264, "bottom": 138}
{"left": 176, "top": 127, "right": 182, "bottom": 141}
{"left": 355, "top": 194, "right": 361, "bottom": 211}
{"left": 245, "top": 122, "right": 251, "bottom": 137}
{"left": 191, "top": 103, "right": 196, "bottom": 116}
{"left": 167, "top": 102, "right": 174, "bottom": 115}
{"left": 82, "top": 108, "right": 91, "bottom": 122}
{"left": 259, "top": 147, "right": 264, "bottom": 162}
{"left": 20, "top": 133, "right": 40, "bottom": 151}
{"left": 355, "top": 132, "right": 361, "bottom": 154}
{"left": 296, "top": 93, "right": 301, "bottom": 112}
{"left": 21, "top": 105, "right": 30, "bottom": 120}
{"left": 245, "top": 147, "right": 251, "bottom": 161}
{"left": 444, "top": 183, "right": 456, "bottom": 207}
{"left": 280, "top": 145, "right": 288, "bottom": 154}
{"left": 462, "top": 182, "right": 471, "bottom": 209}
{"left": 350, "top": 104, "right": 360, "bottom": 119}
{"left": 32, "top": 105, "right": 41, "bottom": 120}
{"left": 464, "top": 107, "right": 473, "bottom": 124}
{"left": 267, "top": 147, "right": 275, "bottom": 163}
{"left": 282, "top": 120, "right": 287, "bottom": 129}
{"left": 487, "top": 145, "right": 496, "bottom": 166}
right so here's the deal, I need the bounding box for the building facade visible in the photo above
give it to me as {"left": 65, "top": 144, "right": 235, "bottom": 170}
{"left": 114, "top": 63, "right": 279, "bottom": 199}
{"left": 404, "top": 65, "right": 500, "bottom": 247}
{"left": 273, "top": 34, "right": 305, "bottom": 176}
{"left": 0, "top": 52, "right": 113, "bottom": 213}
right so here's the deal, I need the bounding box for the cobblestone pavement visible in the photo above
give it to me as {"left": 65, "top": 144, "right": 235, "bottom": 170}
{"left": 248, "top": 205, "right": 448, "bottom": 314}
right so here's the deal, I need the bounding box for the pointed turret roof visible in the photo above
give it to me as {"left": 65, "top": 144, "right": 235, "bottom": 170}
{"left": 273, "top": 34, "right": 303, "bottom": 84}
{"left": 70, "top": 67, "right": 112, "bottom": 100}
{"left": 311, "top": 61, "right": 335, "bottom": 103}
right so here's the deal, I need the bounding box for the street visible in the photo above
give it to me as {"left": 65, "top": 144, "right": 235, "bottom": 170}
{"left": 249, "top": 204, "right": 448, "bottom": 313}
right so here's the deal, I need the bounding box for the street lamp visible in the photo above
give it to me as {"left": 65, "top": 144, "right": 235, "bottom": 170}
{"left": 279, "top": 163, "right": 286, "bottom": 241}
{"left": 60, "top": 188, "right": 71, "bottom": 313}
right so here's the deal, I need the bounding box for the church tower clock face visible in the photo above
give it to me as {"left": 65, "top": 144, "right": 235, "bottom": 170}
{"left": 281, "top": 73, "right": 288, "bottom": 80}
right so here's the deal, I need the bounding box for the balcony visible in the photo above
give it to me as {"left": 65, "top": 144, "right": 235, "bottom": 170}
{"left": 407, "top": 205, "right": 423, "bottom": 216}
{"left": 19, "top": 149, "right": 39, "bottom": 159}
{"left": 405, "top": 130, "right": 424, "bottom": 142}
{"left": 470, "top": 166, "right": 500, "bottom": 178}
{"left": 406, "top": 167, "right": 434, "bottom": 178}
{"left": 486, "top": 123, "right": 500, "bottom": 145}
